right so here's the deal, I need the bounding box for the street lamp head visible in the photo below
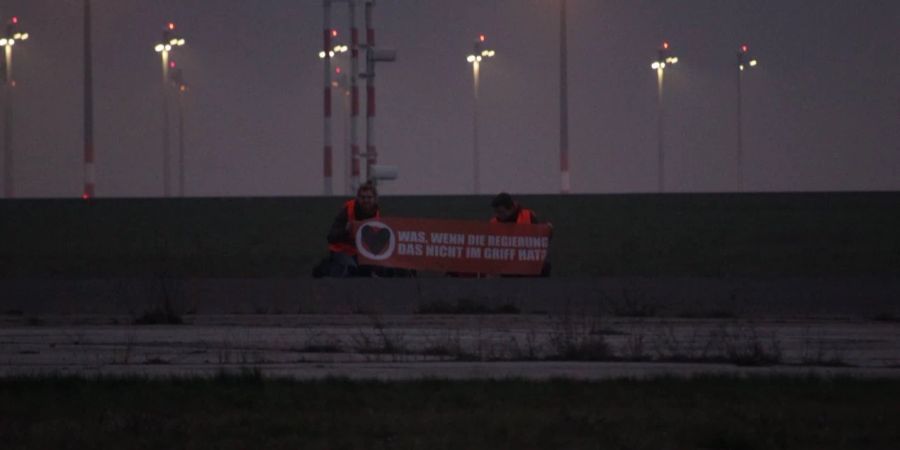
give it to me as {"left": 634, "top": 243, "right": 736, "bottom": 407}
{"left": 466, "top": 55, "right": 476, "bottom": 63}
{"left": 651, "top": 61, "right": 660, "bottom": 70}
{"left": 749, "top": 59, "right": 758, "bottom": 67}
{"left": 155, "top": 44, "right": 165, "bottom": 52}
{"left": 177, "top": 39, "right": 185, "bottom": 46}
{"left": 0, "top": 39, "right": 6, "bottom": 47}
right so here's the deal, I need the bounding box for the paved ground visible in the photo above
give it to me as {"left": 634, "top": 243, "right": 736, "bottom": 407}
{"left": 2, "top": 314, "right": 898, "bottom": 379}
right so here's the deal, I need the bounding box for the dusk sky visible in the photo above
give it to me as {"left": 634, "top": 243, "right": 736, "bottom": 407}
{"left": 2, "top": 0, "right": 898, "bottom": 197}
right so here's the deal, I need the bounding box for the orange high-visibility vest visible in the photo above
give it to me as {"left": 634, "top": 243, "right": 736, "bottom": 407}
{"left": 328, "top": 199, "right": 380, "bottom": 256}
{"left": 490, "top": 206, "right": 534, "bottom": 224}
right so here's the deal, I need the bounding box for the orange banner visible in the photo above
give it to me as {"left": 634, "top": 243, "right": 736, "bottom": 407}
{"left": 352, "top": 217, "right": 551, "bottom": 275}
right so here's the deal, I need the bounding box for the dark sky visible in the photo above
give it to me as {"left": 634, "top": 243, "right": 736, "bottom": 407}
{"left": 3, "top": 0, "right": 899, "bottom": 197}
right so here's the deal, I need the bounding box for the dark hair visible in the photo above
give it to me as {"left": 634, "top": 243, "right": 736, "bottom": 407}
{"left": 491, "top": 192, "right": 514, "bottom": 209}
{"left": 357, "top": 181, "right": 378, "bottom": 197}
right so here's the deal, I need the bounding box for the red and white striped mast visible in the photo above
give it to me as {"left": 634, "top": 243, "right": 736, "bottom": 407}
{"left": 322, "top": 0, "right": 334, "bottom": 196}
{"left": 349, "top": 0, "right": 361, "bottom": 191}
{"left": 364, "top": 0, "right": 376, "bottom": 181}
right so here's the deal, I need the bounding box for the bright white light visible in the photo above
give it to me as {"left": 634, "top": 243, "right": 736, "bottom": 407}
{"left": 749, "top": 59, "right": 758, "bottom": 67}
{"left": 319, "top": 51, "right": 327, "bottom": 59}
{"left": 13, "top": 33, "right": 21, "bottom": 39}
{"left": 164, "top": 44, "right": 172, "bottom": 51}
{"left": 660, "top": 63, "right": 666, "bottom": 69}
{"left": 20, "top": 33, "right": 28, "bottom": 40}
{"left": 666, "top": 57, "right": 678, "bottom": 64}
{"left": 476, "top": 55, "right": 482, "bottom": 62}
{"left": 0, "top": 39, "right": 6, "bottom": 46}
{"left": 328, "top": 51, "right": 335, "bottom": 57}
{"left": 651, "top": 62, "right": 660, "bottom": 70}
{"left": 155, "top": 44, "right": 165, "bottom": 52}
{"left": 739, "top": 64, "right": 745, "bottom": 71}
{"left": 177, "top": 39, "right": 185, "bottom": 46}
{"left": 487, "top": 50, "right": 495, "bottom": 57}
{"left": 467, "top": 55, "right": 476, "bottom": 63}
{"left": 170, "top": 39, "right": 178, "bottom": 45}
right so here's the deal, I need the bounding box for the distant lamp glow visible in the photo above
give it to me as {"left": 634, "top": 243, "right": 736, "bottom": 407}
{"left": 651, "top": 61, "right": 660, "bottom": 70}
{"left": 479, "top": 34, "right": 486, "bottom": 42}
{"left": 466, "top": 55, "right": 476, "bottom": 63}
{"left": 749, "top": 59, "right": 758, "bottom": 67}
{"left": 318, "top": 51, "right": 327, "bottom": 59}
{"left": 0, "top": 39, "right": 7, "bottom": 46}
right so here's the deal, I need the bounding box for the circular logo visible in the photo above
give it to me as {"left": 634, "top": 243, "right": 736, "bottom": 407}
{"left": 355, "top": 221, "right": 396, "bottom": 260}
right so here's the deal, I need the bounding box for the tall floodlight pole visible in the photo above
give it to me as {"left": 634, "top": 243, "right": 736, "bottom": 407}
{"left": 650, "top": 41, "right": 678, "bottom": 193}
{"left": 466, "top": 35, "right": 495, "bottom": 194}
{"left": 736, "top": 44, "right": 758, "bottom": 191}
{"left": 322, "top": 0, "right": 334, "bottom": 196}
{"left": 559, "top": 0, "right": 570, "bottom": 194}
{"left": 170, "top": 67, "right": 188, "bottom": 197}
{"left": 1, "top": 16, "right": 28, "bottom": 199}
{"left": 154, "top": 23, "right": 185, "bottom": 197}
{"left": 364, "top": 0, "right": 376, "bottom": 181}
{"left": 349, "top": 0, "right": 361, "bottom": 192}
{"left": 83, "top": 1, "right": 95, "bottom": 199}
{"left": 319, "top": 40, "right": 350, "bottom": 193}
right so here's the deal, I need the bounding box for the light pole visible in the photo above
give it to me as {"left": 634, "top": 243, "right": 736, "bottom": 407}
{"left": 83, "top": 0, "right": 95, "bottom": 199}
{"left": 153, "top": 22, "right": 185, "bottom": 198}
{"left": 650, "top": 41, "right": 678, "bottom": 193}
{"left": 466, "top": 35, "right": 495, "bottom": 194}
{"left": 1, "top": 16, "right": 29, "bottom": 198}
{"left": 170, "top": 66, "right": 188, "bottom": 197}
{"left": 319, "top": 40, "right": 350, "bottom": 194}
{"left": 736, "top": 44, "right": 758, "bottom": 191}
{"left": 559, "top": 0, "right": 570, "bottom": 194}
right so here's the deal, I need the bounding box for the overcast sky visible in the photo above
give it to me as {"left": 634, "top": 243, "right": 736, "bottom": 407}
{"left": 2, "top": 0, "right": 899, "bottom": 198}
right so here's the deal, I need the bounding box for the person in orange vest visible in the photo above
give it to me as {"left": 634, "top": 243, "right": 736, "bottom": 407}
{"left": 490, "top": 192, "right": 552, "bottom": 276}
{"left": 323, "top": 182, "right": 380, "bottom": 277}
{"left": 491, "top": 192, "right": 542, "bottom": 225}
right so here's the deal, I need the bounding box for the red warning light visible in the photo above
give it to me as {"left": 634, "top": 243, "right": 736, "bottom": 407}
{"left": 169, "top": 61, "right": 176, "bottom": 68}
{"left": 82, "top": 193, "right": 90, "bottom": 200}
{"left": 479, "top": 34, "right": 486, "bottom": 42}
{"left": 11, "top": 17, "right": 18, "bottom": 24}
{"left": 331, "top": 29, "right": 338, "bottom": 38}
{"left": 335, "top": 67, "right": 342, "bottom": 74}
{"left": 663, "top": 41, "right": 669, "bottom": 49}
{"left": 741, "top": 44, "right": 749, "bottom": 53}
{"left": 168, "top": 22, "right": 176, "bottom": 30}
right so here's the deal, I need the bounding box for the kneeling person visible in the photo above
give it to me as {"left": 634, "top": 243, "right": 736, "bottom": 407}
{"left": 325, "top": 182, "right": 380, "bottom": 277}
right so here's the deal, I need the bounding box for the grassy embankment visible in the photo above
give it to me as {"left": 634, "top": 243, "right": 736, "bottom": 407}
{"left": 2, "top": 374, "right": 899, "bottom": 449}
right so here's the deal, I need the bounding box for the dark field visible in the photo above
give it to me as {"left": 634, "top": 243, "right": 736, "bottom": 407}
{"left": 1, "top": 375, "right": 899, "bottom": 450}
{"left": 3, "top": 192, "right": 900, "bottom": 277}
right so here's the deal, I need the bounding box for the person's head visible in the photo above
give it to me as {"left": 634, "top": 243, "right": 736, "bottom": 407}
{"left": 356, "top": 182, "right": 378, "bottom": 212}
{"left": 491, "top": 192, "right": 517, "bottom": 221}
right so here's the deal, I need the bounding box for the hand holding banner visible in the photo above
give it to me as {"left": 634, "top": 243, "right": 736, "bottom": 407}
{"left": 353, "top": 217, "right": 551, "bottom": 275}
